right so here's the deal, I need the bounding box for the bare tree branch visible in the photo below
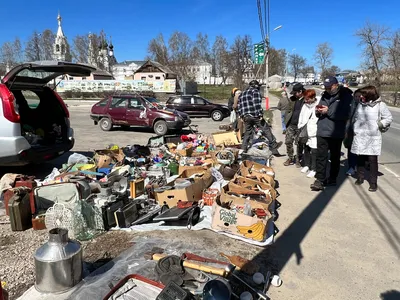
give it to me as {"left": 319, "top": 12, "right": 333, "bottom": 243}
{"left": 355, "top": 21, "right": 389, "bottom": 86}
{"left": 314, "top": 42, "right": 334, "bottom": 79}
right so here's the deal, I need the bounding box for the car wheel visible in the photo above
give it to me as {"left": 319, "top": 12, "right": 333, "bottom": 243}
{"left": 154, "top": 120, "right": 168, "bottom": 136}
{"left": 211, "top": 110, "right": 223, "bottom": 121}
{"left": 99, "top": 118, "right": 113, "bottom": 131}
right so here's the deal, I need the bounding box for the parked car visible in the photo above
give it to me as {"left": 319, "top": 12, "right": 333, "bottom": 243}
{"left": 90, "top": 94, "right": 191, "bottom": 135}
{"left": 166, "top": 95, "right": 230, "bottom": 121}
{"left": 0, "top": 61, "right": 95, "bottom": 166}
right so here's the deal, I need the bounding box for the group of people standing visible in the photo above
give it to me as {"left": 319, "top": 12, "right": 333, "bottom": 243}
{"left": 278, "top": 77, "right": 393, "bottom": 192}
{"left": 228, "top": 76, "right": 393, "bottom": 192}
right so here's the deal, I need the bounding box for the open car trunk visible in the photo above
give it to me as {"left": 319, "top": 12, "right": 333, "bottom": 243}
{"left": 1, "top": 61, "right": 96, "bottom": 162}
{"left": 14, "top": 88, "right": 69, "bottom": 148}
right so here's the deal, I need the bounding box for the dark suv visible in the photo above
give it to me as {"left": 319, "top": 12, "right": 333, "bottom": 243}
{"left": 166, "top": 95, "right": 230, "bottom": 121}
{"left": 90, "top": 94, "right": 191, "bottom": 135}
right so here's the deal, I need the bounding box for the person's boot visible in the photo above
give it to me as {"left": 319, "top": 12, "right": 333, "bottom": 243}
{"left": 270, "top": 141, "right": 283, "bottom": 156}
{"left": 355, "top": 178, "right": 364, "bottom": 185}
{"left": 310, "top": 179, "right": 324, "bottom": 191}
{"left": 323, "top": 178, "right": 337, "bottom": 186}
{"left": 283, "top": 158, "right": 295, "bottom": 166}
{"left": 295, "top": 160, "right": 302, "bottom": 168}
{"left": 369, "top": 183, "right": 378, "bottom": 192}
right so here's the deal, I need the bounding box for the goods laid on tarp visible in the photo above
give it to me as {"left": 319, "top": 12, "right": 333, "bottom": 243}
{"left": 1, "top": 130, "right": 283, "bottom": 300}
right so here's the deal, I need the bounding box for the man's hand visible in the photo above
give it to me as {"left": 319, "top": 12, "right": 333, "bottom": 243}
{"left": 316, "top": 105, "right": 328, "bottom": 115}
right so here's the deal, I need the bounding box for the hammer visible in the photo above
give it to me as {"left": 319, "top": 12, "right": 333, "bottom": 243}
{"left": 145, "top": 249, "right": 228, "bottom": 277}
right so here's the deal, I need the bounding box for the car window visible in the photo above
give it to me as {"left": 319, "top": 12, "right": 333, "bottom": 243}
{"left": 181, "top": 97, "right": 191, "bottom": 105}
{"left": 128, "top": 98, "right": 144, "bottom": 109}
{"left": 194, "top": 97, "right": 206, "bottom": 105}
{"left": 110, "top": 98, "right": 127, "bottom": 108}
{"left": 172, "top": 98, "right": 182, "bottom": 104}
{"left": 96, "top": 98, "right": 108, "bottom": 107}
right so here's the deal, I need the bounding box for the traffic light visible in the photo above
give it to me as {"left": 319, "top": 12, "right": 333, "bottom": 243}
{"left": 254, "top": 43, "right": 265, "bottom": 64}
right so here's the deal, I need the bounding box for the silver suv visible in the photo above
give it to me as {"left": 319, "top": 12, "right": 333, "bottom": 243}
{"left": 0, "top": 61, "right": 95, "bottom": 166}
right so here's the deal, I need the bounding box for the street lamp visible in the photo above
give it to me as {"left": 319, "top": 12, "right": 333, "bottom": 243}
{"left": 265, "top": 24, "right": 283, "bottom": 104}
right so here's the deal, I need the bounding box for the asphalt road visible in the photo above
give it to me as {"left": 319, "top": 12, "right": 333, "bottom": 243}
{"left": 380, "top": 107, "right": 400, "bottom": 176}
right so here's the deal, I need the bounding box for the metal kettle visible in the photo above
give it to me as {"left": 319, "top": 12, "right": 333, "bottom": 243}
{"left": 34, "top": 228, "right": 83, "bottom": 293}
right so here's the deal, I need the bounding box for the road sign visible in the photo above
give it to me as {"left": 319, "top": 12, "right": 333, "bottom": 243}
{"left": 254, "top": 43, "right": 265, "bottom": 64}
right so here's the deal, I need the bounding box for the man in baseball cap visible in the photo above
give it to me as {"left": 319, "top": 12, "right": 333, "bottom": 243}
{"left": 283, "top": 83, "right": 305, "bottom": 167}
{"left": 310, "top": 76, "right": 353, "bottom": 191}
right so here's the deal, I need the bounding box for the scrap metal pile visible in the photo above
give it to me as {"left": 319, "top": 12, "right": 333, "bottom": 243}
{"left": 1, "top": 130, "right": 283, "bottom": 300}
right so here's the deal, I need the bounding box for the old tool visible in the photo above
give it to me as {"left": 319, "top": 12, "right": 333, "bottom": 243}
{"left": 182, "top": 252, "right": 229, "bottom": 266}
{"left": 224, "top": 265, "right": 269, "bottom": 300}
{"left": 145, "top": 250, "right": 228, "bottom": 277}
{"left": 220, "top": 253, "right": 259, "bottom": 275}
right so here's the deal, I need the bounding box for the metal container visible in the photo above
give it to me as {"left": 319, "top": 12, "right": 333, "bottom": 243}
{"left": 34, "top": 228, "right": 83, "bottom": 293}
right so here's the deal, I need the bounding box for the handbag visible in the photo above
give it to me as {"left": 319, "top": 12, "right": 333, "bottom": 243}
{"left": 378, "top": 102, "right": 390, "bottom": 133}
{"left": 230, "top": 110, "right": 237, "bottom": 124}
{"left": 298, "top": 124, "right": 308, "bottom": 144}
{"left": 298, "top": 113, "right": 312, "bottom": 144}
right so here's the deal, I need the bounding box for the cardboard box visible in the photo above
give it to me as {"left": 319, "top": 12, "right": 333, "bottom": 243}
{"left": 94, "top": 149, "right": 125, "bottom": 168}
{"left": 211, "top": 199, "right": 271, "bottom": 242}
{"left": 239, "top": 162, "right": 275, "bottom": 188}
{"left": 178, "top": 164, "right": 212, "bottom": 175}
{"left": 242, "top": 160, "right": 275, "bottom": 177}
{"left": 212, "top": 131, "right": 240, "bottom": 146}
{"left": 231, "top": 175, "right": 277, "bottom": 201}
{"left": 221, "top": 184, "right": 273, "bottom": 210}
{"left": 155, "top": 169, "right": 213, "bottom": 207}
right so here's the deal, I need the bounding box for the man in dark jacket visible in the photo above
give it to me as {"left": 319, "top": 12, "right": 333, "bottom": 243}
{"left": 283, "top": 83, "right": 305, "bottom": 167}
{"left": 310, "top": 76, "right": 353, "bottom": 191}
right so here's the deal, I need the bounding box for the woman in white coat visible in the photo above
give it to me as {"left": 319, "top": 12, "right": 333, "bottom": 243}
{"left": 351, "top": 85, "right": 393, "bottom": 192}
{"left": 297, "top": 89, "right": 320, "bottom": 178}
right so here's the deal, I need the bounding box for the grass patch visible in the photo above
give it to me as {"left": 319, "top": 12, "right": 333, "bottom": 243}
{"left": 197, "top": 84, "right": 234, "bottom": 102}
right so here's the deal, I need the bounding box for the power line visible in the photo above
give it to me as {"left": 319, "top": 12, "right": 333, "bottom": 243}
{"left": 257, "top": 0, "right": 266, "bottom": 43}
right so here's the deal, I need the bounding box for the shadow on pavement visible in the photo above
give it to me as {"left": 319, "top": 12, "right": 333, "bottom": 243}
{"left": 265, "top": 161, "right": 348, "bottom": 272}
{"left": 352, "top": 180, "right": 400, "bottom": 258}
{"left": 380, "top": 290, "right": 400, "bottom": 300}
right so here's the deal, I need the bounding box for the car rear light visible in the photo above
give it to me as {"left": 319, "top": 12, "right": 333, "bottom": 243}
{"left": 53, "top": 90, "right": 70, "bottom": 118}
{"left": 0, "top": 84, "right": 20, "bottom": 123}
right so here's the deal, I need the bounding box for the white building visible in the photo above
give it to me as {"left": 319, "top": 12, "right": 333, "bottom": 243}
{"left": 188, "top": 61, "right": 213, "bottom": 84}
{"left": 53, "top": 13, "right": 68, "bottom": 61}
{"left": 112, "top": 60, "right": 145, "bottom": 80}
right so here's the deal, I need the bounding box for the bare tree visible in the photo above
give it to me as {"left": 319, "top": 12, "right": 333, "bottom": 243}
{"left": 269, "top": 48, "right": 287, "bottom": 76}
{"left": 211, "top": 35, "right": 232, "bottom": 85}
{"left": 168, "top": 31, "right": 195, "bottom": 80}
{"left": 72, "top": 35, "right": 89, "bottom": 63}
{"left": 387, "top": 30, "right": 400, "bottom": 71}
{"left": 25, "top": 31, "right": 42, "bottom": 61}
{"left": 325, "top": 65, "right": 340, "bottom": 77}
{"left": 40, "top": 29, "right": 56, "bottom": 60}
{"left": 355, "top": 21, "right": 389, "bottom": 86}
{"left": 192, "top": 33, "right": 211, "bottom": 62}
{"left": 0, "top": 38, "right": 23, "bottom": 70}
{"left": 147, "top": 33, "right": 169, "bottom": 66}
{"left": 288, "top": 54, "right": 306, "bottom": 81}
{"left": 314, "top": 42, "right": 334, "bottom": 79}
{"left": 230, "top": 35, "right": 253, "bottom": 89}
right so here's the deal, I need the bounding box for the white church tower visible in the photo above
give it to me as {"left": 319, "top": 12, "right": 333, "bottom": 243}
{"left": 53, "top": 12, "right": 67, "bottom": 61}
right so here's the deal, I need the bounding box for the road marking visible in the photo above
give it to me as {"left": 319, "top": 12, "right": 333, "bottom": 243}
{"left": 381, "top": 164, "right": 400, "bottom": 180}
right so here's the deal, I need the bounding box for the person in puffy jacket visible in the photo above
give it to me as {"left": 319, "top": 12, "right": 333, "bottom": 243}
{"left": 351, "top": 85, "right": 393, "bottom": 192}
{"left": 297, "top": 89, "right": 320, "bottom": 178}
